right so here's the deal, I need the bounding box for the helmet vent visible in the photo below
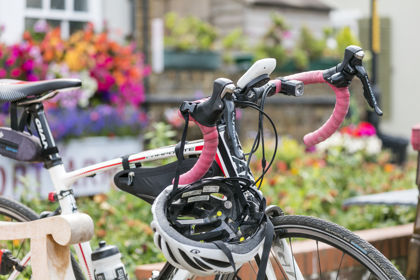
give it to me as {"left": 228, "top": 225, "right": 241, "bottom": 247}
{"left": 157, "top": 235, "right": 162, "bottom": 250}
{"left": 202, "top": 257, "right": 231, "bottom": 268}
{"left": 193, "top": 257, "right": 212, "bottom": 270}
{"left": 179, "top": 249, "right": 206, "bottom": 271}
{"left": 166, "top": 242, "right": 179, "bottom": 265}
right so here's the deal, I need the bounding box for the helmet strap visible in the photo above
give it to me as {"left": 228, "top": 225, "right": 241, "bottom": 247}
{"left": 172, "top": 101, "right": 197, "bottom": 195}
{"left": 255, "top": 217, "right": 274, "bottom": 280}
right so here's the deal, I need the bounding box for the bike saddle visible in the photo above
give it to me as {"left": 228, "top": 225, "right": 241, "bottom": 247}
{"left": 0, "top": 78, "right": 81, "bottom": 102}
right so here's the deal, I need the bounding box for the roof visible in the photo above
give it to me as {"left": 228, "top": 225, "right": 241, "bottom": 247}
{"left": 246, "top": 0, "right": 332, "bottom": 12}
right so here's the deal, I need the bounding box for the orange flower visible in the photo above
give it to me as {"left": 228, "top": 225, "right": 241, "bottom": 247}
{"left": 384, "top": 163, "right": 395, "bottom": 173}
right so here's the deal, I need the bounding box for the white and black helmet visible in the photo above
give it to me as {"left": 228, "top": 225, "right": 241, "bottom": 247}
{"left": 151, "top": 177, "right": 267, "bottom": 276}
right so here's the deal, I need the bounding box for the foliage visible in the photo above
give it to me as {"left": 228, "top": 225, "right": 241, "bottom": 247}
{"left": 298, "top": 26, "right": 326, "bottom": 61}
{"left": 144, "top": 122, "right": 177, "bottom": 149}
{"left": 164, "top": 12, "right": 218, "bottom": 51}
{"left": 291, "top": 48, "right": 309, "bottom": 71}
{"left": 0, "top": 23, "right": 150, "bottom": 140}
{"left": 221, "top": 28, "right": 249, "bottom": 64}
{"left": 336, "top": 27, "right": 361, "bottom": 55}
{"left": 247, "top": 131, "right": 415, "bottom": 232}
{"left": 21, "top": 189, "right": 162, "bottom": 277}
{"left": 21, "top": 132, "right": 416, "bottom": 274}
{"left": 254, "top": 14, "right": 289, "bottom": 66}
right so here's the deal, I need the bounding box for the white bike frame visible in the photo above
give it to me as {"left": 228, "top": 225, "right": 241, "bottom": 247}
{"left": 9, "top": 57, "right": 304, "bottom": 280}
{"left": 12, "top": 137, "right": 303, "bottom": 280}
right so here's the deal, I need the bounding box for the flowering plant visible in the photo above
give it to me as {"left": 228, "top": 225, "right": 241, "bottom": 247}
{"left": 316, "top": 122, "right": 382, "bottom": 155}
{"left": 0, "top": 22, "right": 150, "bottom": 140}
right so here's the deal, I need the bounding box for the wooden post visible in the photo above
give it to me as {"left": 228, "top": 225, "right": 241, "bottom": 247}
{"left": 407, "top": 124, "right": 420, "bottom": 279}
{"left": 0, "top": 213, "right": 93, "bottom": 280}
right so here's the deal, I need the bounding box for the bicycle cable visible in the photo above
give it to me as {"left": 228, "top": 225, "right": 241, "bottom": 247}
{"left": 234, "top": 95, "right": 278, "bottom": 189}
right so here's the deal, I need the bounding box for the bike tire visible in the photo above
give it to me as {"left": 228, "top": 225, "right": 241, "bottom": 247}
{"left": 0, "top": 196, "right": 85, "bottom": 280}
{"left": 215, "top": 215, "right": 404, "bottom": 280}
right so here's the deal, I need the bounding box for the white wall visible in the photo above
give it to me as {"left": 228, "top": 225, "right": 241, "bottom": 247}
{"left": 0, "top": 0, "right": 26, "bottom": 44}
{"left": 102, "top": 0, "right": 132, "bottom": 42}
{"left": 323, "top": 0, "right": 420, "bottom": 139}
{"left": 0, "top": 0, "right": 130, "bottom": 44}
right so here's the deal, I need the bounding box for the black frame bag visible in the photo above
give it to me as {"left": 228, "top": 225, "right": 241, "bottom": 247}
{"left": 0, "top": 127, "right": 42, "bottom": 162}
{"left": 113, "top": 158, "right": 222, "bottom": 204}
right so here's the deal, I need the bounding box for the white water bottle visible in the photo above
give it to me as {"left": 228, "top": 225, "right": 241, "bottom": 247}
{"left": 91, "top": 241, "right": 128, "bottom": 280}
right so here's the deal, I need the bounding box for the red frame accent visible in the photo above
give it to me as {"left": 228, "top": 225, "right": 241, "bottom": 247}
{"left": 78, "top": 243, "right": 92, "bottom": 279}
{"left": 215, "top": 153, "right": 226, "bottom": 176}
{"left": 79, "top": 162, "right": 121, "bottom": 176}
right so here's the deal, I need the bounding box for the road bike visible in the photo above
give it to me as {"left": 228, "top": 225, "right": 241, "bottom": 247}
{"left": 0, "top": 46, "right": 404, "bottom": 279}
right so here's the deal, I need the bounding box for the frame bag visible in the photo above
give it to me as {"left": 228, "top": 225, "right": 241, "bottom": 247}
{"left": 0, "top": 127, "right": 42, "bottom": 162}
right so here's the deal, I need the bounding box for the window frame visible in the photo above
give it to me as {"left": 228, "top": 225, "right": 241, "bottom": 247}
{"left": 24, "top": 0, "right": 101, "bottom": 38}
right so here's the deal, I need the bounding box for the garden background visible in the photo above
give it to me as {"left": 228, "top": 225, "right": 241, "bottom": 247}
{"left": 0, "top": 0, "right": 418, "bottom": 276}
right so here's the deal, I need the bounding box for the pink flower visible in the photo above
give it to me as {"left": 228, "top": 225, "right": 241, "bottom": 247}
{"left": 0, "top": 69, "right": 6, "bottom": 78}
{"left": 282, "top": 30, "right": 292, "bottom": 39}
{"left": 10, "top": 68, "right": 21, "bottom": 78}
{"left": 5, "top": 57, "right": 16, "bottom": 66}
{"left": 90, "top": 111, "right": 100, "bottom": 121}
{"left": 120, "top": 81, "right": 145, "bottom": 106}
{"left": 22, "top": 59, "right": 34, "bottom": 71}
{"left": 356, "top": 122, "right": 376, "bottom": 137}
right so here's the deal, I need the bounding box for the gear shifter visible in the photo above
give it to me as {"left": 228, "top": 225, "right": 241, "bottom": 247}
{"left": 323, "top": 45, "right": 383, "bottom": 116}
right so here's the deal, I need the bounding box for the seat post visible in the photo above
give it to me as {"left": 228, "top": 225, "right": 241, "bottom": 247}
{"left": 27, "top": 103, "right": 63, "bottom": 169}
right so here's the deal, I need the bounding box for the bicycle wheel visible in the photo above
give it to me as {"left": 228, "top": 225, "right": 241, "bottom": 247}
{"left": 227, "top": 215, "right": 404, "bottom": 280}
{"left": 0, "top": 196, "right": 84, "bottom": 280}
{"left": 151, "top": 214, "right": 405, "bottom": 280}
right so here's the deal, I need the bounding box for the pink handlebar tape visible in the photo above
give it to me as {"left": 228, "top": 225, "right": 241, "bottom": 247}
{"left": 284, "top": 71, "right": 350, "bottom": 147}
{"left": 177, "top": 99, "right": 219, "bottom": 185}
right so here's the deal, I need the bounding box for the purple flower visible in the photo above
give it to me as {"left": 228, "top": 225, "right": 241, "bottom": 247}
{"left": 34, "top": 19, "right": 49, "bottom": 33}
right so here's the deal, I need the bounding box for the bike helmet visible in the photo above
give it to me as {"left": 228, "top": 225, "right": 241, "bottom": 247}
{"left": 151, "top": 177, "right": 267, "bottom": 276}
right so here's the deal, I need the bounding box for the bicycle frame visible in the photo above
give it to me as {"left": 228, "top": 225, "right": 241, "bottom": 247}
{"left": 9, "top": 84, "right": 305, "bottom": 280}
{"left": 8, "top": 132, "right": 302, "bottom": 280}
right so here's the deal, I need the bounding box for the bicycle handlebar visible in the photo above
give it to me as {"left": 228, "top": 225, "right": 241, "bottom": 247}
{"left": 178, "top": 113, "right": 219, "bottom": 185}
{"left": 284, "top": 71, "right": 350, "bottom": 146}
{"left": 176, "top": 79, "right": 235, "bottom": 185}
{"left": 176, "top": 46, "right": 379, "bottom": 184}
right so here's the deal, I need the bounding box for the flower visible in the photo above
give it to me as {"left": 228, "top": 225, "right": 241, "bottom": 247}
{"left": 10, "top": 68, "right": 21, "bottom": 78}
{"left": 34, "top": 19, "right": 49, "bottom": 33}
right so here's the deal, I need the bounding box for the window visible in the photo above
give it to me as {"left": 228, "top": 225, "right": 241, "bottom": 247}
{"left": 24, "top": 0, "right": 98, "bottom": 37}
{"left": 26, "top": 0, "right": 42, "bottom": 8}
{"left": 74, "top": 0, "right": 88, "bottom": 12}
{"left": 50, "top": 0, "right": 65, "bottom": 10}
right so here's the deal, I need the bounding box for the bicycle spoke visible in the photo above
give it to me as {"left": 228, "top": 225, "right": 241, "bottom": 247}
{"left": 288, "top": 237, "right": 297, "bottom": 280}
{"left": 249, "top": 260, "right": 257, "bottom": 276}
{"left": 316, "top": 240, "right": 322, "bottom": 279}
{"left": 335, "top": 252, "right": 345, "bottom": 280}
{"left": 271, "top": 248, "right": 288, "bottom": 279}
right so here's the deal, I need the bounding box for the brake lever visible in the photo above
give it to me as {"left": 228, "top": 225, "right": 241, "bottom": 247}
{"left": 324, "top": 45, "right": 383, "bottom": 116}
{"left": 354, "top": 64, "right": 383, "bottom": 116}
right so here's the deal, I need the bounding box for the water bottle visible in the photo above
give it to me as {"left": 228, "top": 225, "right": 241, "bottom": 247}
{"left": 91, "top": 241, "right": 128, "bottom": 280}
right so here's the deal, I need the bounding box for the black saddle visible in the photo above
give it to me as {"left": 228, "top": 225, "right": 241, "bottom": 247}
{"left": 0, "top": 78, "right": 81, "bottom": 102}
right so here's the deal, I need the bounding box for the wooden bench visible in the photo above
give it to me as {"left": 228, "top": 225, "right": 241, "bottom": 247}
{"left": 0, "top": 213, "right": 93, "bottom": 280}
